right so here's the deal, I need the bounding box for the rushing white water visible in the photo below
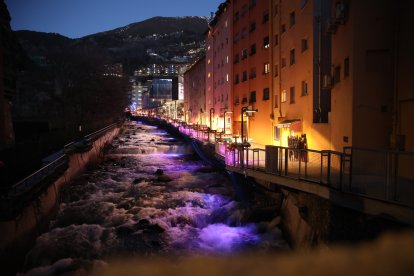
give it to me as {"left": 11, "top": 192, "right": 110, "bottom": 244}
{"left": 23, "top": 121, "right": 287, "bottom": 274}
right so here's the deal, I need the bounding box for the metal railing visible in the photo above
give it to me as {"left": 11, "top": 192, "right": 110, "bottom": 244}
{"left": 0, "top": 122, "right": 120, "bottom": 219}
{"left": 149, "top": 117, "right": 414, "bottom": 208}
{"left": 225, "top": 144, "right": 413, "bottom": 208}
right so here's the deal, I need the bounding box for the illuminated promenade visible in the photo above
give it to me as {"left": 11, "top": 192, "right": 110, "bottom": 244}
{"left": 140, "top": 115, "right": 414, "bottom": 226}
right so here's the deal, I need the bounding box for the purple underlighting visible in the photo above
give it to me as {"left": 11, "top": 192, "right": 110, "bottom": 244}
{"left": 198, "top": 224, "right": 259, "bottom": 253}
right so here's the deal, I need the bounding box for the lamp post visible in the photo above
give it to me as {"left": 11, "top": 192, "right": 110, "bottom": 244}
{"left": 209, "top": 108, "right": 215, "bottom": 130}
{"left": 241, "top": 106, "right": 258, "bottom": 142}
{"left": 224, "top": 110, "right": 233, "bottom": 135}
{"left": 184, "top": 108, "right": 192, "bottom": 123}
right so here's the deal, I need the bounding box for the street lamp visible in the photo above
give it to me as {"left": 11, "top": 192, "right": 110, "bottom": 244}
{"left": 185, "top": 108, "right": 192, "bottom": 123}
{"left": 241, "top": 106, "right": 258, "bottom": 142}
{"left": 224, "top": 110, "right": 233, "bottom": 135}
{"left": 209, "top": 108, "right": 215, "bottom": 130}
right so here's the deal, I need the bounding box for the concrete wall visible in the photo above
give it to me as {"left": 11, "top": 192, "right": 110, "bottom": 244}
{"left": 0, "top": 127, "right": 120, "bottom": 274}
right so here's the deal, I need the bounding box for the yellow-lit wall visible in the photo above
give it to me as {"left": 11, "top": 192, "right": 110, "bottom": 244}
{"left": 271, "top": 0, "right": 331, "bottom": 150}
{"left": 232, "top": 0, "right": 272, "bottom": 146}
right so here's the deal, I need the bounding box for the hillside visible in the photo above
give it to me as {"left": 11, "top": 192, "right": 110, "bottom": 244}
{"left": 15, "top": 16, "right": 208, "bottom": 73}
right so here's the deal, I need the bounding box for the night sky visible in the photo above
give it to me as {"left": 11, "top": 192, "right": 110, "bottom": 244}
{"left": 4, "top": 0, "right": 224, "bottom": 38}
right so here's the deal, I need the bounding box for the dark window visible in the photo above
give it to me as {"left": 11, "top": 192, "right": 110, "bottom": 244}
{"left": 263, "top": 36, "right": 270, "bottom": 48}
{"left": 241, "top": 27, "right": 248, "bottom": 38}
{"left": 290, "top": 48, "right": 295, "bottom": 65}
{"left": 250, "top": 0, "right": 256, "bottom": 8}
{"left": 235, "top": 96, "right": 240, "bottom": 105}
{"left": 290, "top": 11, "right": 296, "bottom": 27}
{"left": 274, "top": 64, "right": 279, "bottom": 77}
{"left": 241, "top": 4, "right": 247, "bottom": 17}
{"left": 234, "top": 33, "right": 239, "bottom": 42}
{"left": 281, "top": 24, "right": 286, "bottom": 33}
{"left": 263, "top": 10, "right": 269, "bottom": 23}
{"left": 301, "top": 39, "right": 308, "bottom": 52}
{"left": 290, "top": 86, "right": 295, "bottom": 104}
{"left": 234, "top": 53, "right": 239, "bottom": 63}
{"left": 242, "top": 71, "right": 247, "bottom": 81}
{"left": 250, "top": 43, "right": 256, "bottom": 55}
{"left": 250, "top": 67, "right": 256, "bottom": 79}
{"left": 263, "top": 88, "right": 270, "bottom": 100}
{"left": 234, "top": 12, "right": 239, "bottom": 22}
{"left": 241, "top": 49, "right": 248, "bottom": 59}
{"left": 274, "top": 34, "right": 279, "bottom": 46}
{"left": 344, "top": 57, "right": 349, "bottom": 77}
{"left": 274, "top": 4, "right": 278, "bottom": 16}
{"left": 334, "top": 65, "right": 341, "bottom": 84}
{"left": 234, "top": 74, "right": 239, "bottom": 84}
{"left": 242, "top": 95, "right": 248, "bottom": 104}
{"left": 281, "top": 58, "right": 286, "bottom": 68}
{"left": 301, "top": 80, "right": 308, "bottom": 96}
{"left": 250, "top": 21, "right": 256, "bottom": 32}
{"left": 274, "top": 95, "right": 279, "bottom": 108}
{"left": 249, "top": 91, "right": 256, "bottom": 103}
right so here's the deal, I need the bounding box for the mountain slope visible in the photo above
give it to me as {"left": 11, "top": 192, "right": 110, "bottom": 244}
{"left": 15, "top": 16, "right": 208, "bottom": 72}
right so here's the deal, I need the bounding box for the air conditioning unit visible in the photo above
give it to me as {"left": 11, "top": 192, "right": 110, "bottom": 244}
{"left": 322, "top": 74, "right": 333, "bottom": 89}
{"left": 335, "top": 1, "right": 347, "bottom": 24}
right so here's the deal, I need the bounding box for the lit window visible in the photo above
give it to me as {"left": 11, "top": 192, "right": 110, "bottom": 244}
{"left": 208, "top": 59, "right": 211, "bottom": 64}
{"left": 226, "top": 56, "right": 229, "bottom": 63}
{"left": 264, "top": 63, "right": 270, "bottom": 74}
{"left": 281, "top": 90, "right": 287, "bottom": 102}
{"left": 226, "top": 74, "right": 229, "bottom": 82}
{"left": 208, "top": 72, "right": 211, "bottom": 78}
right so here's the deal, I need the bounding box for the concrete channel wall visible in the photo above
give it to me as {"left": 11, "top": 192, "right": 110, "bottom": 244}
{"left": 0, "top": 126, "right": 121, "bottom": 272}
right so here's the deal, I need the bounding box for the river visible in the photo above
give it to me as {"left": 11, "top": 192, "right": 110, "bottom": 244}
{"left": 22, "top": 121, "right": 287, "bottom": 274}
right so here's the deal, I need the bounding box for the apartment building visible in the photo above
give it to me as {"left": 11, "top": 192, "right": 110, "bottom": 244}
{"left": 330, "top": 0, "right": 414, "bottom": 152}
{"left": 270, "top": 0, "right": 332, "bottom": 150}
{"left": 206, "top": 1, "right": 233, "bottom": 133}
{"left": 183, "top": 56, "right": 206, "bottom": 125}
{"left": 232, "top": 0, "right": 271, "bottom": 146}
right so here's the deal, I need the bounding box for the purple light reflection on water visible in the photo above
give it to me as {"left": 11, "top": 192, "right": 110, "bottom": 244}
{"left": 198, "top": 224, "right": 260, "bottom": 253}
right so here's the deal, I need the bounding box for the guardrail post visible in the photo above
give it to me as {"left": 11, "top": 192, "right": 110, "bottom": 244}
{"left": 327, "top": 151, "right": 331, "bottom": 185}
{"left": 285, "top": 148, "right": 288, "bottom": 176}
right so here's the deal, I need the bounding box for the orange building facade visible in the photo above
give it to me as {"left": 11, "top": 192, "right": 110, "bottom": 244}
{"left": 232, "top": 0, "right": 271, "bottom": 146}
{"left": 184, "top": 0, "right": 413, "bottom": 153}
{"left": 270, "top": 0, "right": 332, "bottom": 150}
{"left": 206, "top": 1, "right": 233, "bottom": 133}
{"left": 183, "top": 56, "right": 206, "bottom": 125}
